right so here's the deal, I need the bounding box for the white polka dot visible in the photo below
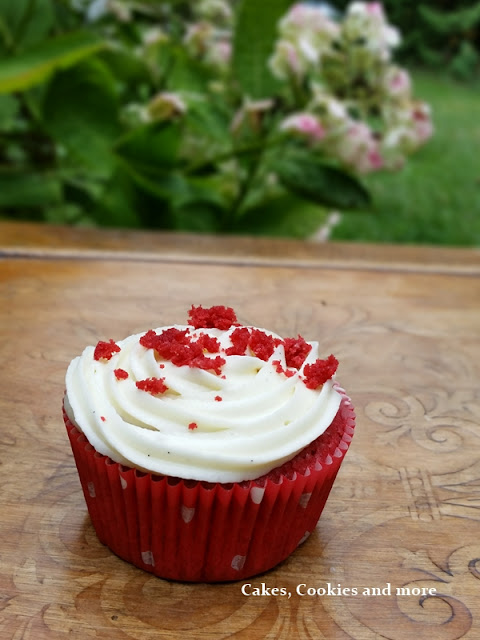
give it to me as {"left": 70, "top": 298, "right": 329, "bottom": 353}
{"left": 299, "top": 492, "right": 312, "bottom": 508}
{"left": 181, "top": 505, "right": 195, "bottom": 523}
{"left": 297, "top": 531, "right": 310, "bottom": 547}
{"left": 141, "top": 550, "right": 155, "bottom": 566}
{"left": 250, "top": 486, "right": 265, "bottom": 504}
{"left": 120, "top": 476, "right": 127, "bottom": 489}
{"left": 87, "top": 482, "right": 96, "bottom": 498}
{"left": 231, "top": 555, "right": 246, "bottom": 571}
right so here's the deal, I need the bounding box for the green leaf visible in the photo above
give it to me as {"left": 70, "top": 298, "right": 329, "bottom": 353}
{"left": 173, "top": 203, "right": 222, "bottom": 232}
{"left": 115, "top": 120, "right": 182, "bottom": 170}
{"left": 0, "top": 30, "right": 104, "bottom": 94}
{"left": 117, "top": 157, "right": 225, "bottom": 213}
{"left": 275, "top": 150, "right": 371, "bottom": 210}
{"left": 0, "top": 0, "right": 54, "bottom": 54}
{"left": 0, "top": 171, "right": 61, "bottom": 208}
{"left": 0, "top": 93, "right": 19, "bottom": 129}
{"left": 99, "top": 45, "right": 152, "bottom": 90}
{"left": 232, "top": 192, "right": 327, "bottom": 237}
{"left": 184, "top": 95, "right": 231, "bottom": 155}
{"left": 43, "top": 58, "right": 120, "bottom": 177}
{"left": 93, "top": 166, "right": 178, "bottom": 230}
{"left": 167, "top": 46, "right": 212, "bottom": 93}
{"left": 92, "top": 167, "right": 145, "bottom": 228}
{"left": 232, "top": 0, "right": 293, "bottom": 99}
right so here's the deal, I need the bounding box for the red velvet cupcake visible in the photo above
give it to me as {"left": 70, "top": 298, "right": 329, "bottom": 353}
{"left": 64, "top": 305, "right": 355, "bottom": 582}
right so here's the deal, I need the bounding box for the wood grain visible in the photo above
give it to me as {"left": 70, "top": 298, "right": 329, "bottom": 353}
{"left": 1, "top": 223, "right": 479, "bottom": 639}
{"left": 2, "top": 220, "right": 480, "bottom": 274}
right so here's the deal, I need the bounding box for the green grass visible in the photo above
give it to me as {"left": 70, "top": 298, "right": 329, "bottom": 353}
{"left": 332, "top": 70, "right": 480, "bottom": 246}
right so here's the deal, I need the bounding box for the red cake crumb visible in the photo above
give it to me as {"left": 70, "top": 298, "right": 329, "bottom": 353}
{"left": 101, "top": 416, "right": 106, "bottom": 422}
{"left": 114, "top": 368, "right": 129, "bottom": 380}
{"left": 272, "top": 360, "right": 295, "bottom": 377}
{"left": 225, "top": 327, "right": 251, "bottom": 355}
{"left": 249, "top": 329, "right": 282, "bottom": 361}
{"left": 139, "top": 329, "right": 159, "bottom": 349}
{"left": 188, "top": 305, "right": 237, "bottom": 330}
{"left": 94, "top": 339, "right": 120, "bottom": 361}
{"left": 188, "top": 422, "right": 198, "bottom": 430}
{"left": 196, "top": 333, "right": 221, "bottom": 353}
{"left": 140, "top": 327, "right": 225, "bottom": 374}
{"left": 303, "top": 355, "right": 339, "bottom": 389}
{"left": 136, "top": 377, "right": 169, "bottom": 395}
{"left": 191, "top": 354, "right": 225, "bottom": 375}
{"left": 140, "top": 327, "right": 190, "bottom": 352}
{"left": 283, "top": 336, "right": 312, "bottom": 369}
{"left": 214, "top": 395, "right": 223, "bottom": 402}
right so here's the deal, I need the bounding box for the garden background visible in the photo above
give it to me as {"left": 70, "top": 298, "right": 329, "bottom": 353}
{"left": 0, "top": 0, "right": 479, "bottom": 246}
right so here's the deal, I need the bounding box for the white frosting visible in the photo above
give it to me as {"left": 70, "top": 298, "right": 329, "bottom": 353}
{"left": 65, "top": 325, "right": 342, "bottom": 483}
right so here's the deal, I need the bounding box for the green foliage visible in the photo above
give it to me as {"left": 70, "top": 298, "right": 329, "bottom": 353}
{"left": 0, "top": 0, "right": 55, "bottom": 54}
{"left": 418, "top": 4, "right": 480, "bottom": 78}
{"left": 232, "top": 0, "right": 292, "bottom": 99}
{"left": 0, "top": 0, "right": 393, "bottom": 236}
{"left": 43, "top": 58, "right": 120, "bottom": 176}
{"left": 0, "top": 171, "right": 61, "bottom": 208}
{"left": 275, "top": 147, "right": 371, "bottom": 211}
{"left": 0, "top": 31, "right": 105, "bottom": 93}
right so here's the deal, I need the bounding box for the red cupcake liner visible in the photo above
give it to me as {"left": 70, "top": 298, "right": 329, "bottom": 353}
{"left": 64, "top": 388, "right": 355, "bottom": 582}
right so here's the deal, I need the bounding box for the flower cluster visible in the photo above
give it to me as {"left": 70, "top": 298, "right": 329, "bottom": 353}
{"left": 272, "top": 2, "right": 433, "bottom": 173}
{"left": 67, "top": 0, "right": 433, "bottom": 240}
{"left": 116, "top": 1, "right": 432, "bottom": 176}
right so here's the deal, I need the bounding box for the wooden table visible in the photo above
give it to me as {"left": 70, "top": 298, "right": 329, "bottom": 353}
{"left": 1, "top": 221, "right": 480, "bottom": 640}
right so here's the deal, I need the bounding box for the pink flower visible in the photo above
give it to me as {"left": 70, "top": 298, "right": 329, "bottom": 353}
{"left": 334, "top": 122, "right": 384, "bottom": 173}
{"left": 386, "top": 68, "right": 411, "bottom": 97}
{"left": 366, "top": 2, "right": 383, "bottom": 17}
{"left": 280, "top": 113, "right": 326, "bottom": 143}
{"left": 368, "top": 148, "right": 384, "bottom": 170}
{"left": 412, "top": 103, "right": 434, "bottom": 143}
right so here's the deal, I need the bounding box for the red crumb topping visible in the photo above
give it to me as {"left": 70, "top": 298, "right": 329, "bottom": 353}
{"left": 283, "top": 335, "right": 312, "bottom": 369}
{"left": 136, "top": 377, "right": 169, "bottom": 395}
{"left": 114, "top": 368, "right": 129, "bottom": 380}
{"left": 196, "top": 333, "right": 221, "bottom": 353}
{"left": 94, "top": 339, "right": 120, "bottom": 361}
{"left": 249, "top": 329, "right": 282, "bottom": 361}
{"left": 188, "top": 422, "right": 198, "bottom": 430}
{"left": 135, "top": 306, "right": 340, "bottom": 389}
{"left": 214, "top": 395, "right": 223, "bottom": 402}
{"left": 272, "top": 360, "right": 295, "bottom": 378}
{"left": 191, "top": 354, "right": 225, "bottom": 374}
{"left": 140, "top": 327, "right": 225, "bottom": 374}
{"left": 101, "top": 416, "right": 106, "bottom": 422}
{"left": 303, "top": 355, "right": 338, "bottom": 389}
{"left": 225, "top": 327, "right": 281, "bottom": 360}
{"left": 225, "top": 327, "right": 251, "bottom": 355}
{"left": 188, "top": 305, "right": 237, "bottom": 330}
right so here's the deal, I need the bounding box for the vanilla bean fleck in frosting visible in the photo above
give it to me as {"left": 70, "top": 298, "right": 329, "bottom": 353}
{"left": 64, "top": 306, "right": 342, "bottom": 482}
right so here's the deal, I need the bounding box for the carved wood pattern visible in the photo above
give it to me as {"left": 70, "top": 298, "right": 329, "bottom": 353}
{"left": 1, "top": 225, "right": 479, "bottom": 639}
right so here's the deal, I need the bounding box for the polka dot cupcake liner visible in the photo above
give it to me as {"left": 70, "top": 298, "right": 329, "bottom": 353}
{"left": 64, "top": 388, "right": 355, "bottom": 582}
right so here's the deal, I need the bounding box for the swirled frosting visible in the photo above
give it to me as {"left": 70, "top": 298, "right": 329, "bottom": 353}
{"left": 65, "top": 308, "right": 342, "bottom": 483}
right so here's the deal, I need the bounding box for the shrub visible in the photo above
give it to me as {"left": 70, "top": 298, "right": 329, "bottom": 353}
{"left": 0, "top": 0, "right": 433, "bottom": 236}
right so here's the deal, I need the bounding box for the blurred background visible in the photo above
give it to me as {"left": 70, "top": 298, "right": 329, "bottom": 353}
{"left": 0, "top": 0, "right": 479, "bottom": 245}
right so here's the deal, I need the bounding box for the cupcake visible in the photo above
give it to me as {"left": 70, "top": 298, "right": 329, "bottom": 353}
{"left": 64, "top": 305, "right": 355, "bottom": 582}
